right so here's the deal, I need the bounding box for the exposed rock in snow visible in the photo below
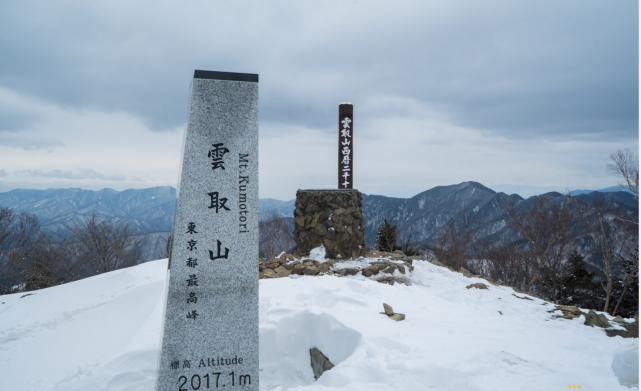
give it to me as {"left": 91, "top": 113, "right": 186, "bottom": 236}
{"left": 585, "top": 309, "right": 613, "bottom": 328}
{"left": 309, "top": 348, "right": 335, "bottom": 380}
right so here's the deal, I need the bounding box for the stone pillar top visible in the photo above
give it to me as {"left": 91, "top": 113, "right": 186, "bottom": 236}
{"left": 194, "top": 70, "right": 258, "bottom": 82}
{"left": 299, "top": 188, "right": 360, "bottom": 192}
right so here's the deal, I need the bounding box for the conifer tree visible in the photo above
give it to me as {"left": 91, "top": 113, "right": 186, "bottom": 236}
{"left": 375, "top": 218, "right": 399, "bottom": 253}
{"left": 558, "top": 250, "right": 601, "bottom": 310}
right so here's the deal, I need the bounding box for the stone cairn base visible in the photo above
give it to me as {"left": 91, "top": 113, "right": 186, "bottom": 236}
{"left": 259, "top": 250, "right": 418, "bottom": 286}
{"left": 291, "top": 189, "right": 367, "bottom": 259}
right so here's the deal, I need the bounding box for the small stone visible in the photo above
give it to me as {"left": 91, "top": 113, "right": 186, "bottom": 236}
{"left": 343, "top": 268, "right": 359, "bottom": 276}
{"left": 302, "top": 267, "right": 320, "bottom": 276}
{"left": 290, "top": 264, "right": 304, "bottom": 275}
{"left": 612, "top": 315, "right": 625, "bottom": 323}
{"left": 362, "top": 267, "right": 374, "bottom": 277}
{"left": 481, "top": 276, "right": 498, "bottom": 285}
{"left": 318, "top": 263, "right": 330, "bottom": 273}
{"left": 310, "top": 348, "right": 335, "bottom": 380}
{"left": 310, "top": 213, "right": 320, "bottom": 227}
{"left": 431, "top": 260, "right": 445, "bottom": 267}
{"left": 466, "top": 283, "right": 489, "bottom": 290}
{"left": 389, "top": 313, "right": 405, "bottom": 321}
{"left": 382, "top": 265, "right": 396, "bottom": 274}
{"left": 584, "top": 310, "right": 612, "bottom": 328}
{"left": 325, "top": 259, "right": 338, "bottom": 267}
{"left": 279, "top": 253, "right": 294, "bottom": 261}
{"left": 383, "top": 303, "right": 394, "bottom": 316}
{"left": 498, "top": 311, "right": 502, "bottom": 315}
{"left": 511, "top": 293, "right": 534, "bottom": 301}
{"left": 459, "top": 267, "right": 472, "bottom": 277}
{"left": 397, "top": 264, "right": 406, "bottom": 274}
{"left": 273, "top": 266, "right": 290, "bottom": 278}
{"left": 555, "top": 305, "right": 584, "bottom": 319}
{"left": 293, "top": 215, "right": 306, "bottom": 228}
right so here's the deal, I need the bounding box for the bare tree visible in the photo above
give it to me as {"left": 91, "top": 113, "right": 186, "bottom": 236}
{"left": 433, "top": 207, "right": 482, "bottom": 272}
{"left": 402, "top": 226, "right": 413, "bottom": 253}
{"left": 580, "top": 197, "right": 637, "bottom": 314}
{"left": 500, "top": 195, "right": 575, "bottom": 293}
{"left": 66, "top": 214, "right": 142, "bottom": 275}
{"left": 259, "top": 212, "right": 293, "bottom": 259}
{"left": 0, "top": 208, "right": 41, "bottom": 294}
{"left": 21, "top": 232, "right": 78, "bottom": 291}
{"left": 607, "top": 148, "right": 639, "bottom": 200}
{"left": 612, "top": 248, "right": 638, "bottom": 316}
{"left": 473, "top": 237, "right": 529, "bottom": 290}
{"left": 435, "top": 218, "right": 468, "bottom": 271}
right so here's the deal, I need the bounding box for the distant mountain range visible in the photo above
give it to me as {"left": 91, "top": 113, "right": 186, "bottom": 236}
{"left": 0, "top": 187, "right": 177, "bottom": 261}
{"left": 363, "top": 182, "right": 637, "bottom": 248}
{"left": 0, "top": 187, "right": 177, "bottom": 234}
{"left": 258, "top": 182, "right": 637, "bottom": 248}
{"left": 569, "top": 186, "right": 635, "bottom": 196}
{"left": 0, "top": 183, "right": 636, "bottom": 259}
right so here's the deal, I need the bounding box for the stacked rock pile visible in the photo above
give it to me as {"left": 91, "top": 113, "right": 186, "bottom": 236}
{"left": 291, "top": 189, "right": 367, "bottom": 259}
{"left": 259, "top": 250, "right": 419, "bottom": 285}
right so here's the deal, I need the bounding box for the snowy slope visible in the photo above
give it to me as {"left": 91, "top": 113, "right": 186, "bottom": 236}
{"left": 0, "top": 259, "right": 637, "bottom": 391}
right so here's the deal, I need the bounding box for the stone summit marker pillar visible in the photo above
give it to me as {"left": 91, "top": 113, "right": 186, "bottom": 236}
{"left": 155, "top": 70, "right": 258, "bottom": 391}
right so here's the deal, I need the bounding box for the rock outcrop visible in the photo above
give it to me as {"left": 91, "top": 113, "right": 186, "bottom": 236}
{"left": 466, "top": 283, "right": 489, "bottom": 290}
{"left": 258, "top": 251, "right": 415, "bottom": 285}
{"left": 584, "top": 310, "right": 612, "bottom": 328}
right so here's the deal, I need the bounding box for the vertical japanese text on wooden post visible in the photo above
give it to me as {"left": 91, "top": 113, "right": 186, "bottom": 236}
{"left": 338, "top": 103, "right": 353, "bottom": 189}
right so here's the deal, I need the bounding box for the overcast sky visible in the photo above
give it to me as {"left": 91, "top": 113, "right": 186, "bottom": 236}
{"left": 0, "top": 0, "right": 638, "bottom": 200}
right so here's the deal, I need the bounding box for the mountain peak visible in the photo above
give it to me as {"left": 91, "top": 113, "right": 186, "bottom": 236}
{"left": 459, "top": 181, "right": 497, "bottom": 194}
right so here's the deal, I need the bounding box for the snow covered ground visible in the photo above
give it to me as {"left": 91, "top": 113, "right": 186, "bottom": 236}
{"left": 0, "top": 258, "right": 637, "bottom": 391}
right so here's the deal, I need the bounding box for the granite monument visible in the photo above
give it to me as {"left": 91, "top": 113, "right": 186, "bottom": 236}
{"left": 155, "top": 70, "right": 259, "bottom": 391}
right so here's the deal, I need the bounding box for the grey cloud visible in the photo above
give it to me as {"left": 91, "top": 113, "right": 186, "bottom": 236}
{"left": 0, "top": 169, "right": 7, "bottom": 177}
{"left": 77, "top": 168, "right": 126, "bottom": 181}
{"left": 0, "top": 135, "right": 65, "bottom": 150}
{"left": 17, "top": 169, "right": 86, "bottom": 179}
{"left": 16, "top": 168, "right": 126, "bottom": 181}
{"left": 0, "top": 0, "right": 636, "bottom": 141}
{"left": 0, "top": 110, "right": 42, "bottom": 133}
